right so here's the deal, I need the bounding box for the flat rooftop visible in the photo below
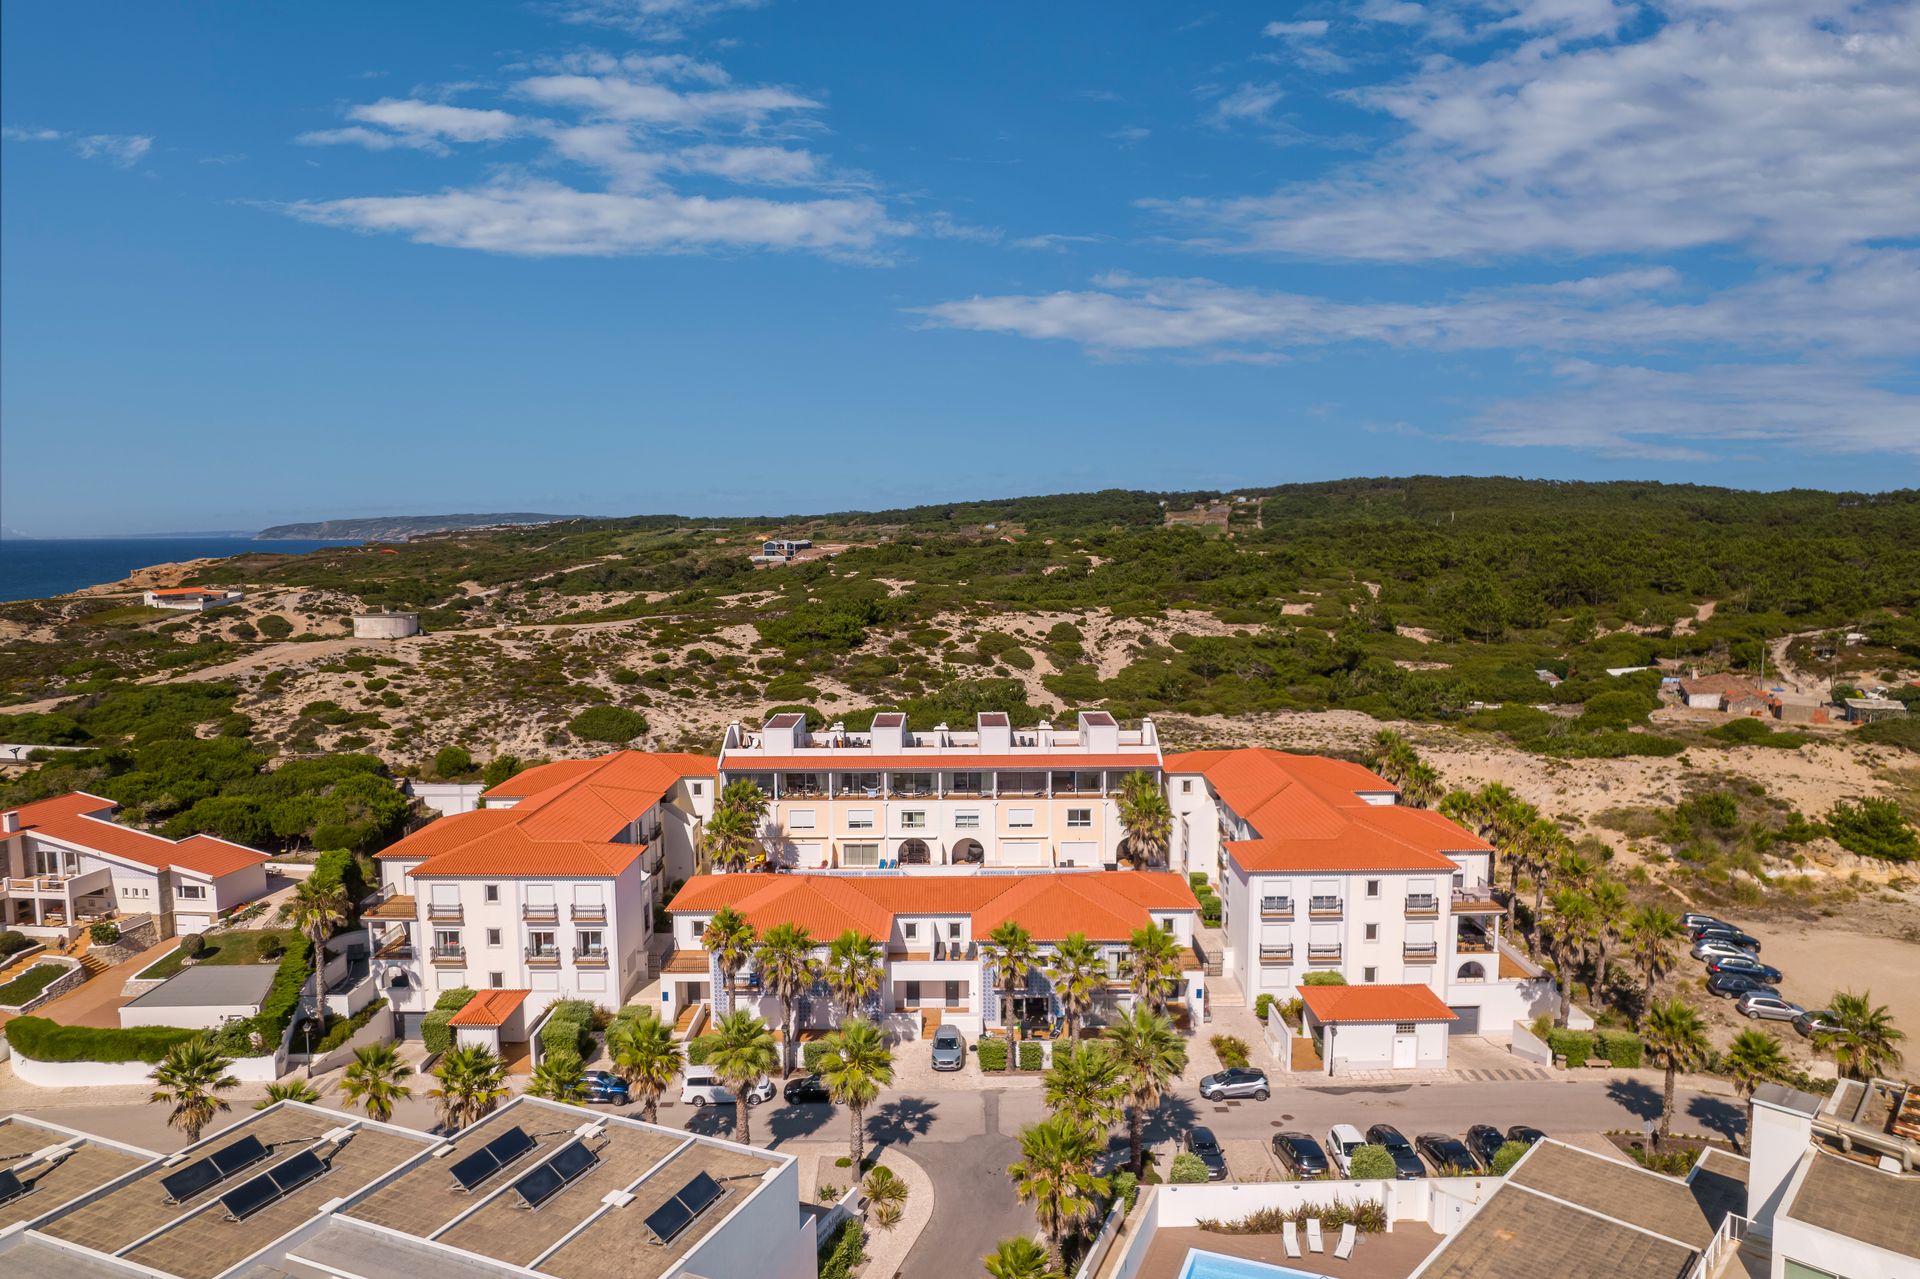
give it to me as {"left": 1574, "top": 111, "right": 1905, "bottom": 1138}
{"left": 0, "top": 1116, "right": 155, "bottom": 1230}
{"left": 1786, "top": 1150, "right": 1920, "bottom": 1261}
{"left": 122, "top": 964, "right": 277, "bottom": 1010}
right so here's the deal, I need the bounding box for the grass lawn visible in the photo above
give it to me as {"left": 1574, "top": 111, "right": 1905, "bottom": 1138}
{"left": 0, "top": 963, "right": 67, "bottom": 1007}
{"left": 79, "top": 605, "right": 172, "bottom": 626}
{"left": 136, "top": 928, "right": 299, "bottom": 981}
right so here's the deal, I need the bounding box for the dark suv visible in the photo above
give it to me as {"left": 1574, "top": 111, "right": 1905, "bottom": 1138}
{"left": 1271, "top": 1132, "right": 1330, "bottom": 1178}
{"left": 1416, "top": 1133, "right": 1478, "bottom": 1175}
{"left": 1184, "top": 1127, "right": 1229, "bottom": 1181}
{"left": 1364, "top": 1124, "right": 1427, "bottom": 1180}
{"left": 579, "top": 1070, "right": 630, "bottom": 1106}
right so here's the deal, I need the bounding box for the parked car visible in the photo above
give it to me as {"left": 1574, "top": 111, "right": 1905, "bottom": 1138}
{"left": 1184, "top": 1127, "right": 1229, "bottom": 1181}
{"left": 1693, "top": 938, "right": 1759, "bottom": 963}
{"left": 929, "top": 1026, "right": 966, "bottom": 1072}
{"left": 1364, "top": 1124, "right": 1427, "bottom": 1180}
{"left": 1682, "top": 913, "right": 1730, "bottom": 934}
{"left": 1693, "top": 926, "right": 1762, "bottom": 953}
{"left": 579, "top": 1070, "right": 630, "bottom": 1106}
{"left": 783, "top": 1073, "right": 832, "bottom": 1104}
{"left": 1506, "top": 1125, "right": 1547, "bottom": 1147}
{"left": 1417, "top": 1133, "right": 1479, "bottom": 1175}
{"left": 681, "top": 1067, "right": 776, "bottom": 1107}
{"left": 1465, "top": 1124, "right": 1508, "bottom": 1168}
{"left": 1794, "top": 1009, "right": 1843, "bottom": 1039}
{"left": 1326, "top": 1124, "right": 1367, "bottom": 1177}
{"left": 1199, "top": 1067, "right": 1271, "bottom": 1101}
{"left": 1272, "top": 1131, "right": 1331, "bottom": 1179}
{"left": 1737, "top": 993, "right": 1804, "bottom": 1023}
{"left": 1706, "top": 970, "right": 1779, "bottom": 999}
{"left": 1706, "top": 954, "right": 1782, "bottom": 984}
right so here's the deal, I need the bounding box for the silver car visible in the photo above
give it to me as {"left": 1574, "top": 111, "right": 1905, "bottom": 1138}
{"left": 930, "top": 1025, "right": 966, "bottom": 1071}
{"left": 1738, "top": 993, "right": 1804, "bottom": 1022}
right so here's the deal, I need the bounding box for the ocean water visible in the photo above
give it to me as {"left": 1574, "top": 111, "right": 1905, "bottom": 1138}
{"left": 0, "top": 538, "right": 355, "bottom": 603}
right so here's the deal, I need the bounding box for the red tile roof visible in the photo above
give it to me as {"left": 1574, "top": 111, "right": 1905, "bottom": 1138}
{"left": 669, "top": 871, "right": 1199, "bottom": 943}
{"left": 719, "top": 753, "right": 1160, "bottom": 772}
{"left": 1300, "top": 983, "right": 1458, "bottom": 1024}
{"left": 448, "top": 988, "right": 531, "bottom": 1027}
{"left": 385, "top": 750, "right": 711, "bottom": 878}
{"left": 1, "top": 792, "right": 269, "bottom": 878}
{"left": 1164, "top": 748, "right": 1486, "bottom": 873}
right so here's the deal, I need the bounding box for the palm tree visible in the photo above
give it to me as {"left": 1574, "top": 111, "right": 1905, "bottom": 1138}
{"left": 1544, "top": 888, "right": 1597, "bottom": 1028}
{"left": 1586, "top": 878, "right": 1631, "bottom": 1004}
{"left": 707, "top": 1009, "right": 778, "bottom": 1146}
{"left": 1625, "top": 906, "right": 1683, "bottom": 1020}
{"left": 1044, "top": 1041, "right": 1123, "bottom": 1132}
{"left": 1367, "top": 730, "right": 1416, "bottom": 786}
{"left": 824, "top": 930, "right": 884, "bottom": 1020}
{"left": 818, "top": 1017, "right": 894, "bottom": 1170}
{"left": 985, "top": 921, "right": 1040, "bottom": 1073}
{"left": 150, "top": 1037, "right": 238, "bottom": 1144}
{"left": 1104, "top": 1005, "right": 1187, "bottom": 1175}
{"left": 983, "top": 1237, "right": 1065, "bottom": 1279}
{"left": 720, "top": 777, "right": 770, "bottom": 825}
{"left": 702, "top": 906, "right": 758, "bottom": 1008}
{"left": 1116, "top": 771, "right": 1172, "bottom": 869}
{"left": 528, "top": 1053, "right": 586, "bottom": 1104}
{"left": 1126, "top": 924, "right": 1184, "bottom": 1015}
{"left": 1008, "top": 1115, "right": 1110, "bottom": 1270}
{"left": 703, "top": 805, "right": 759, "bottom": 873}
{"left": 757, "top": 922, "right": 819, "bottom": 1076}
{"left": 1643, "top": 997, "right": 1711, "bottom": 1148}
{"left": 429, "top": 1044, "right": 508, "bottom": 1133}
{"left": 1402, "top": 759, "right": 1443, "bottom": 808}
{"left": 1724, "top": 1028, "right": 1788, "bottom": 1150}
{"left": 288, "top": 878, "right": 348, "bottom": 1033}
{"left": 1818, "top": 990, "right": 1907, "bottom": 1081}
{"left": 340, "top": 1041, "right": 413, "bottom": 1122}
{"left": 1048, "top": 933, "right": 1104, "bottom": 1042}
{"left": 254, "top": 1079, "right": 321, "bottom": 1110}
{"left": 716, "top": 779, "right": 771, "bottom": 869}
{"left": 608, "top": 1010, "right": 682, "bottom": 1123}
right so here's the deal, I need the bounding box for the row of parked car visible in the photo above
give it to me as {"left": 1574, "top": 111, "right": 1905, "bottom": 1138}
{"left": 1685, "top": 912, "right": 1837, "bottom": 1038}
{"left": 1183, "top": 1121, "right": 1550, "bottom": 1182}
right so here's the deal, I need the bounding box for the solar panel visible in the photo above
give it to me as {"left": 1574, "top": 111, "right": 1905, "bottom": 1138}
{"left": 449, "top": 1125, "right": 536, "bottom": 1192}
{"left": 487, "top": 1126, "right": 536, "bottom": 1166}
{"left": 0, "top": 1169, "right": 29, "bottom": 1207}
{"left": 268, "top": 1150, "right": 326, "bottom": 1195}
{"left": 510, "top": 1140, "right": 597, "bottom": 1211}
{"left": 220, "top": 1150, "right": 328, "bottom": 1221}
{"left": 162, "top": 1135, "right": 269, "bottom": 1203}
{"left": 546, "top": 1141, "right": 598, "bottom": 1182}
{"left": 676, "top": 1172, "right": 722, "bottom": 1216}
{"left": 643, "top": 1196, "right": 695, "bottom": 1244}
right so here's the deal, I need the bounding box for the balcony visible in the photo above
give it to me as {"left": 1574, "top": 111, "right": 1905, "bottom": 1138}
{"left": 1307, "top": 896, "right": 1343, "bottom": 919}
{"left": 1259, "top": 945, "right": 1293, "bottom": 966}
{"left": 522, "top": 903, "right": 560, "bottom": 923}
{"left": 573, "top": 947, "right": 609, "bottom": 968}
{"left": 1403, "top": 943, "right": 1439, "bottom": 963}
{"left": 426, "top": 903, "right": 463, "bottom": 924}
{"left": 1307, "top": 944, "right": 1342, "bottom": 965}
{"left": 430, "top": 945, "right": 466, "bottom": 965}
{"left": 1404, "top": 894, "right": 1440, "bottom": 918}
{"left": 570, "top": 903, "right": 607, "bottom": 924}
{"left": 1259, "top": 898, "right": 1292, "bottom": 920}
{"left": 1456, "top": 932, "right": 1494, "bottom": 954}
{"left": 1451, "top": 884, "right": 1502, "bottom": 914}
{"left": 525, "top": 945, "right": 561, "bottom": 968}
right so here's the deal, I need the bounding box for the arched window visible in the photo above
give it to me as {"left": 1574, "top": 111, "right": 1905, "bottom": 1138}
{"left": 1456, "top": 961, "right": 1486, "bottom": 981}
{"left": 898, "top": 839, "right": 931, "bottom": 865}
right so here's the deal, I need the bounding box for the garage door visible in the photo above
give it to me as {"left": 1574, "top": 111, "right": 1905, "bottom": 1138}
{"left": 396, "top": 1012, "right": 427, "bottom": 1040}
{"left": 1447, "top": 1006, "right": 1479, "bottom": 1035}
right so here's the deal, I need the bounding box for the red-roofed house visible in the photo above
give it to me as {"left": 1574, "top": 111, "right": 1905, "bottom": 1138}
{"left": 1167, "top": 749, "right": 1553, "bottom": 1069}
{"left": 0, "top": 793, "right": 270, "bottom": 939}
{"left": 141, "top": 587, "right": 243, "bottom": 611}
{"left": 666, "top": 871, "right": 1202, "bottom": 1039}
{"left": 366, "top": 751, "right": 714, "bottom": 1035}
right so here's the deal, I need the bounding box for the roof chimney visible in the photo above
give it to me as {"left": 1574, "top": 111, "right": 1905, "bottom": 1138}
{"left": 2, "top": 810, "right": 19, "bottom": 835}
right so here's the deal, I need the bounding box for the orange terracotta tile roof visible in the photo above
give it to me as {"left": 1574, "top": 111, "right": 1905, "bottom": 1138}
{"left": 384, "top": 750, "right": 711, "bottom": 878}
{"left": 1165, "top": 748, "right": 1486, "bottom": 873}
{"left": 447, "top": 988, "right": 531, "bottom": 1027}
{"left": 668, "top": 871, "right": 1198, "bottom": 943}
{"left": 720, "top": 753, "right": 1159, "bottom": 772}
{"left": 1, "top": 792, "right": 269, "bottom": 878}
{"left": 1300, "top": 983, "right": 1458, "bottom": 1024}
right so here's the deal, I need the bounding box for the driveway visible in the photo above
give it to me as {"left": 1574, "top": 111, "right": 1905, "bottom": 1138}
{"left": 29, "top": 939, "right": 178, "bottom": 1029}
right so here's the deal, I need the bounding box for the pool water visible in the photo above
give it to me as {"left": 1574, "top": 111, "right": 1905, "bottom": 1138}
{"left": 1175, "top": 1247, "right": 1330, "bottom": 1279}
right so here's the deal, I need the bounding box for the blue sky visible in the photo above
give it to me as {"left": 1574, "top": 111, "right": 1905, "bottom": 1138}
{"left": 3, "top": 0, "right": 1916, "bottom": 536}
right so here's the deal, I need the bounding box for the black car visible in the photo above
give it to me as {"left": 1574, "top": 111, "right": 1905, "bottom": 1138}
{"left": 1694, "top": 926, "right": 1762, "bottom": 953}
{"left": 1184, "top": 1126, "right": 1229, "bottom": 1181}
{"left": 1271, "top": 1131, "right": 1330, "bottom": 1179}
{"left": 1465, "top": 1124, "right": 1508, "bottom": 1168}
{"left": 579, "top": 1070, "right": 630, "bottom": 1106}
{"left": 783, "top": 1073, "right": 832, "bottom": 1105}
{"left": 1417, "top": 1133, "right": 1479, "bottom": 1175}
{"left": 1506, "top": 1125, "right": 1547, "bottom": 1147}
{"left": 1707, "top": 970, "right": 1779, "bottom": 999}
{"left": 1364, "top": 1124, "right": 1427, "bottom": 1180}
{"left": 1706, "top": 954, "right": 1783, "bottom": 984}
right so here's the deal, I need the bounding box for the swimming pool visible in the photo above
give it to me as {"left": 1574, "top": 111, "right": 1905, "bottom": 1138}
{"left": 1175, "top": 1247, "right": 1331, "bottom": 1279}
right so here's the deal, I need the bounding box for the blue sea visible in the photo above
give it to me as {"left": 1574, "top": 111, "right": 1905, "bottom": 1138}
{"left": 0, "top": 538, "right": 357, "bottom": 603}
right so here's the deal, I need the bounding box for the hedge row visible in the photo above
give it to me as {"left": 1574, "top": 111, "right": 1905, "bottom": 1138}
{"left": 315, "top": 998, "right": 388, "bottom": 1055}
{"left": 803, "top": 1039, "right": 836, "bottom": 1072}
{"left": 208, "top": 930, "right": 313, "bottom": 1056}
{"left": 1546, "top": 1027, "right": 1643, "bottom": 1067}
{"left": 976, "top": 1039, "right": 1008, "bottom": 1071}
{"left": 5, "top": 1016, "right": 198, "bottom": 1063}
{"left": 1018, "top": 1040, "right": 1044, "bottom": 1071}
{"left": 540, "top": 1000, "right": 597, "bottom": 1061}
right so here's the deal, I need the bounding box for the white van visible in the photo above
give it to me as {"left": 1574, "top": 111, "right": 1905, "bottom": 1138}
{"left": 680, "top": 1067, "right": 776, "bottom": 1108}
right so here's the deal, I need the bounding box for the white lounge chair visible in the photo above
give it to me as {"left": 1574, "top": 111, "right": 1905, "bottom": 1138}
{"left": 1283, "top": 1220, "right": 1302, "bottom": 1259}
{"left": 1306, "top": 1217, "right": 1325, "bottom": 1253}
{"left": 1334, "top": 1223, "right": 1357, "bottom": 1261}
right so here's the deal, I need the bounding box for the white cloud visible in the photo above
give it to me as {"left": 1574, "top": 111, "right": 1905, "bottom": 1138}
{"left": 526, "top": 50, "right": 732, "bottom": 85}
{"left": 1109, "top": 125, "right": 1152, "bottom": 144}
{"left": 300, "top": 99, "right": 521, "bottom": 153}
{"left": 672, "top": 143, "right": 820, "bottom": 185}
{"left": 1263, "top": 20, "right": 1330, "bottom": 37}
{"left": 281, "top": 180, "right": 902, "bottom": 258}
{"left": 516, "top": 74, "right": 817, "bottom": 126}
{"left": 546, "top": 0, "right": 764, "bottom": 40}
{"left": 2, "top": 125, "right": 65, "bottom": 142}
{"left": 1207, "top": 83, "right": 1286, "bottom": 126}
{"left": 6, "top": 127, "right": 152, "bottom": 167}
{"left": 1012, "top": 233, "right": 1111, "bottom": 251}
{"left": 1166, "top": 0, "right": 1920, "bottom": 261}
{"left": 297, "top": 125, "right": 413, "bottom": 151}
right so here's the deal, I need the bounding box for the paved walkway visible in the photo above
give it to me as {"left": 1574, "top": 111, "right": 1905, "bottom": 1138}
{"left": 28, "top": 938, "right": 177, "bottom": 1028}
{"left": 784, "top": 1139, "right": 932, "bottom": 1279}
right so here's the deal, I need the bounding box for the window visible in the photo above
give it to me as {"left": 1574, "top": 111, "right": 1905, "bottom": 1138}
{"left": 1365, "top": 879, "right": 1381, "bottom": 898}
{"left": 842, "top": 843, "right": 881, "bottom": 868}
{"left": 484, "top": 884, "right": 500, "bottom": 903}
{"left": 177, "top": 884, "right": 207, "bottom": 900}
{"left": 691, "top": 782, "right": 703, "bottom": 796}
{"left": 1066, "top": 808, "right": 1092, "bottom": 828}
{"left": 783, "top": 772, "right": 824, "bottom": 796}
{"left": 950, "top": 771, "right": 984, "bottom": 793}
{"left": 577, "top": 929, "right": 605, "bottom": 956}
{"left": 891, "top": 772, "right": 934, "bottom": 797}
{"left": 840, "top": 772, "right": 882, "bottom": 795}
{"left": 1159, "top": 917, "right": 1176, "bottom": 931}
{"left": 901, "top": 810, "right": 928, "bottom": 829}
{"left": 789, "top": 808, "right": 816, "bottom": 830}
{"left": 848, "top": 809, "right": 875, "bottom": 830}
{"left": 996, "top": 771, "right": 1046, "bottom": 795}
{"left": 947, "top": 922, "right": 962, "bottom": 939}
{"left": 1364, "top": 923, "right": 1378, "bottom": 941}
{"left": 1181, "top": 779, "right": 1193, "bottom": 793}
{"left": 486, "top": 928, "right": 502, "bottom": 947}
{"left": 527, "top": 930, "right": 557, "bottom": 958}
{"left": 489, "top": 972, "right": 504, "bottom": 988}
{"left": 903, "top": 922, "right": 918, "bottom": 941}
{"left": 1395, "top": 1023, "right": 1416, "bottom": 1035}
{"left": 954, "top": 810, "right": 981, "bottom": 830}
{"left": 1364, "top": 967, "right": 1378, "bottom": 983}
{"left": 1009, "top": 808, "right": 1036, "bottom": 829}
{"left": 434, "top": 930, "right": 461, "bottom": 955}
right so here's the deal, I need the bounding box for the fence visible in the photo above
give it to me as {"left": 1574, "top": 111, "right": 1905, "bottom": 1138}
{"left": 1074, "top": 1196, "right": 1128, "bottom": 1279}
{"left": 1509, "top": 1019, "right": 1553, "bottom": 1066}
{"left": 1687, "top": 1213, "right": 1751, "bottom": 1279}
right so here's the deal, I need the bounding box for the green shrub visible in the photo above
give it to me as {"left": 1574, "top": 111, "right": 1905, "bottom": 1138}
{"left": 434, "top": 987, "right": 477, "bottom": 1011}
{"left": 180, "top": 933, "right": 207, "bottom": 959}
{"left": 977, "top": 1039, "right": 1008, "bottom": 1071}
{"left": 1546, "top": 1029, "right": 1595, "bottom": 1063}
{"left": 315, "top": 998, "right": 388, "bottom": 1054}
{"left": 0, "top": 931, "right": 29, "bottom": 958}
{"left": 686, "top": 1033, "right": 717, "bottom": 1065}
{"left": 1347, "top": 1144, "right": 1396, "bottom": 1180}
{"left": 1188, "top": 872, "right": 1210, "bottom": 889}
{"left": 1210, "top": 1035, "right": 1251, "bottom": 1069}
{"left": 1825, "top": 798, "right": 1918, "bottom": 862}
{"left": 568, "top": 706, "right": 650, "bottom": 744}
{"left": 258, "top": 614, "right": 294, "bottom": 639}
{"left": 421, "top": 1009, "right": 456, "bottom": 1057}
{"left": 5, "top": 1016, "right": 197, "bottom": 1063}
{"left": 1490, "top": 1140, "right": 1530, "bottom": 1175}
{"left": 1113, "top": 1170, "right": 1139, "bottom": 1213}
{"left": 1593, "top": 1028, "right": 1644, "bottom": 1068}
{"left": 1302, "top": 971, "right": 1347, "bottom": 986}
{"left": 803, "top": 1039, "right": 836, "bottom": 1072}
{"left": 818, "top": 1219, "right": 866, "bottom": 1279}
{"left": 1018, "top": 1040, "right": 1044, "bottom": 1071}
{"left": 89, "top": 921, "right": 121, "bottom": 945}
{"left": 1253, "top": 993, "right": 1275, "bottom": 1021}
{"left": 433, "top": 745, "right": 474, "bottom": 778}
{"left": 1170, "top": 1152, "right": 1210, "bottom": 1184}
{"left": 540, "top": 999, "right": 597, "bottom": 1060}
{"left": 257, "top": 934, "right": 285, "bottom": 960}
{"left": 482, "top": 755, "right": 523, "bottom": 788}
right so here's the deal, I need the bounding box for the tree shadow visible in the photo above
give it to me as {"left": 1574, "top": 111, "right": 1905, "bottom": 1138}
{"left": 1141, "top": 1093, "right": 1203, "bottom": 1148}
{"left": 868, "top": 1095, "right": 938, "bottom": 1152}
{"left": 682, "top": 1104, "right": 738, "bottom": 1138}
{"left": 765, "top": 1101, "right": 835, "bottom": 1147}
{"left": 1606, "top": 1077, "right": 1664, "bottom": 1124}
{"left": 1687, "top": 1094, "right": 1747, "bottom": 1147}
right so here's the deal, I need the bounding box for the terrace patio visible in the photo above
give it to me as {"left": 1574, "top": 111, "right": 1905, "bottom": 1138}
{"left": 1128, "top": 1224, "right": 1444, "bottom": 1279}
